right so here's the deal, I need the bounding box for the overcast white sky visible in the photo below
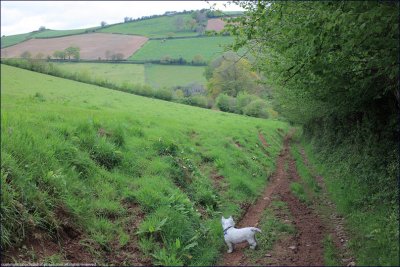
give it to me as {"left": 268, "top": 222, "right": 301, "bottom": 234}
{"left": 1, "top": 1, "right": 243, "bottom": 36}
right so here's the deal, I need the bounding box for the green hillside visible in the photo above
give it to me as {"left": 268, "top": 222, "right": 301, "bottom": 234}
{"left": 130, "top": 36, "right": 235, "bottom": 62}
{"left": 1, "top": 28, "right": 98, "bottom": 48}
{"left": 1, "top": 64, "right": 288, "bottom": 265}
{"left": 1, "top": 32, "right": 33, "bottom": 48}
{"left": 97, "top": 14, "right": 198, "bottom": 38}
{"left": 1, "top": 12, "right": 202, "bottom": 48}
{"left": 31, "top": 27, "right": 98, "bottom": 38}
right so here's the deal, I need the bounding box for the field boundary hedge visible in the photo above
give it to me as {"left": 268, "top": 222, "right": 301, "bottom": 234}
{"left": 47, "top": 58, "right": 208, "bottom": 66}
{"left": 149, "top": 34, "right": 230, "bottom": 40}
{"left": 2, "top": 58, "right": 206, "bottom": 66}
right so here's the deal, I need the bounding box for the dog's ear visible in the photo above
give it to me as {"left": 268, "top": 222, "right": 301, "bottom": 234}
{"left": 229, "top": 216, "right": 233, "bottom": 220}
{"left": 221, "top": 216, "right": 225, "bottom": 220}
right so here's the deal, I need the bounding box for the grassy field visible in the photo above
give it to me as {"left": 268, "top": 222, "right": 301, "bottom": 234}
{"left": 1, "top": 32, "right": 33, "bottom": 48}
{"left": 53, "top": 62, "right": 205, "bottom": 88}
{"left": 130, "top": 36, "right": 235, "bottom": 62}
{"left": 145, "top": 64, "right": 206, "bottom": 88}
{"left": 55, "top": 62, "right": 146, "bottom": 85}
{"left": 1, "top": 28, "right": 98, "bottom": 48}
{"left": 54, "top": 62, "right": 205, "bottom": 88}
{"left": 31, "top": 27, "right": 98, "bottom": 38}
{"left": 1, "top": 64, "right": 288, "bottom": 265}
{"left": 98, "top": 14, "right": 198, "bottom": 38}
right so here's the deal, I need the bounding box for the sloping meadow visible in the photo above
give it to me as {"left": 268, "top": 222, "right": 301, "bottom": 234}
{"left": 1, "top": 64, "right": 288, "bottom": 265}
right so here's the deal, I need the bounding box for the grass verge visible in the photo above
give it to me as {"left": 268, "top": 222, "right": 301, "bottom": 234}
{"left": 296, "top": 130, "right": 399, "bottom": 266}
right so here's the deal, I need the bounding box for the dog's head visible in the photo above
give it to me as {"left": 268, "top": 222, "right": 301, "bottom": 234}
{"left": 221, "top": 216, "right": 235, "bottom": 229}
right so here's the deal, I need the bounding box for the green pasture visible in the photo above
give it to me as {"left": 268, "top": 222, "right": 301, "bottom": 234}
{"left": 55, "top": 62, "right": 146, "bottom": 85}
{"left": 54, "top": 62, "right": 206, "bottom": 88}
{"left": 98, "top": 14, "right": 198, "bottom": 38}
{"left": 1, "top": 28, "right": 98, "bottom": 48}
{"left": 1, "top": 64, "right": 288, "bottom": 265}
{"left": 130, "top": 36, "right": 235, "bottom": 62}
{"left": 145, "top": 64, "right": 206, "bottom": 88}
{"left": 1, "top": 32, "right": 33, "bottom": 48}
{"left": 31, "top": 27, "right": 98, "bottom": 38}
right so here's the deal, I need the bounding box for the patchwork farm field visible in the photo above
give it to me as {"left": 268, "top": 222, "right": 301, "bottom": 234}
{"left": 1, "top": 64, "right": 288, "bottom": 265}
{"left": 1, "top": 33, "right": 148, "bottom": 60}
{"left": 98, "top": 14, "right": 198, "bottom": 38}
{"left": 54, "top": 62, "right": 206, "bottom": 88}
{"left": 130, "top": 36, "right": 235, "bottom": 62}
{"left": 2, "top": 3, "right": 398, "bottom": 266}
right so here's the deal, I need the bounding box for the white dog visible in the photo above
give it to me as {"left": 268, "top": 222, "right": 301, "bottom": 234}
{"left": 221, "top": 216, "right": 262, "bottom": 253}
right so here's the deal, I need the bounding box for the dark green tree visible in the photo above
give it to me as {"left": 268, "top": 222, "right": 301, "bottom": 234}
{"left": 229, "top": 1, "right": 399, "bottom": 124}
{"left": 64, "top": 46, "right": 80, "bottom": 60}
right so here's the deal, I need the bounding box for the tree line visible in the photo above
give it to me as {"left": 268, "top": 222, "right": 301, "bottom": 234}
{"left": 228, "top": 1, "right": 399, "bottom": 265}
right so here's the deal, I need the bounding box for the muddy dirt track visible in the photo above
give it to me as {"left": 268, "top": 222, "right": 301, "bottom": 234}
{"left": 220, "top": 132, "right": 345, "bottom": 266}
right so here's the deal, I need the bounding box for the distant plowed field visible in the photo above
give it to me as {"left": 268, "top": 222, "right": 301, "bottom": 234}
{"left": 206, "top": 18, "right": 226, "bottom": 32}
{"left": 1, "top": 33, "right": 148, "bottom": 60}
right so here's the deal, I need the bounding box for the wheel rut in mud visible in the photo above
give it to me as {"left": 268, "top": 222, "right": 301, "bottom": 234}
{"left": 221, "top": 132, "right": 327, "bottom": 266}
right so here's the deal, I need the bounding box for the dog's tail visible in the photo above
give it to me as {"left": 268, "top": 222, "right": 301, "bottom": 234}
{"left": 251, "top": 227, "right": 262, "bottom": 233}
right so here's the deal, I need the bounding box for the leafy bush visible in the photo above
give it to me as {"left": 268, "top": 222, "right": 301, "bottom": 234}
{"left": 174, "top": 89, "right": 184, "bottom": 99}
{"left": 154, "top": 88, "right": 173, "bottom": 101}
{"left": 236, "top": 93, "right": 259, "bottom": 114}
{"left": 216, "top": 94, "right": 236, "bottom": 113}
{"left": 134, "top": 84, "right": 155, "bottom": 98}
{"left": 189, "top": 95, "right": 209, "bottom": 108}
{"left": 243, "top": 99, "right": 269, "bottom": 118}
